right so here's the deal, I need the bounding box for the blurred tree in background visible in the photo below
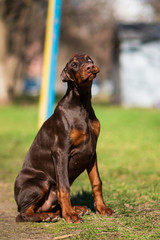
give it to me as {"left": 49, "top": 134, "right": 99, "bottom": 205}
{"left": 0, "top": 0, "right": 47, "bottom": 104}
{"left": 59, "top": 0, "right": 114, "bottom": 83}
{"left": 0, "top": 0, "right": 159, "bottom": 105}
{"left": 0, "top": 0, "right": 115, "bottom": 104}
{"left": 149, "top": 0, "right": 160, "bottom": 20}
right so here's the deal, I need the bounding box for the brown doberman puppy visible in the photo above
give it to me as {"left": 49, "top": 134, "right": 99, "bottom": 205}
{"left": 14, "top": 54, "right": 114, "bottom": 224}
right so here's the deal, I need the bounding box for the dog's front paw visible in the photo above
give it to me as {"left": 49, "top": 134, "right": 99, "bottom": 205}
{"left": 95, "top": 203, "right": 114, "bottom": 216}
{"left": 73, "top": 206, "right": 91, "bottom": 216}
{"left": 62, "top": 211, "right": 84, "bottom": 224}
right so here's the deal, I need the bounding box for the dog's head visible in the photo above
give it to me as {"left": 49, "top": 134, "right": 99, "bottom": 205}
{"left": 61, "top": 54, "right": 100, "bottom": 85}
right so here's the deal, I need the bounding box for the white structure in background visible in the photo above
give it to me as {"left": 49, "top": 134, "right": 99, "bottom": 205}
{"left": 120, "top": 39, "right": 160, "bottom": 107}
{"left": 113, "top": 0, "right": 155, "bottom": 23}
{"left": 112, "top": 0, "right": 160, "bottom": 107}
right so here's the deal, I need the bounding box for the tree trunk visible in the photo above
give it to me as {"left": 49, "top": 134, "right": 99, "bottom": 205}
{"left": 0, "top": 17, "right": 10, "bottom": 105}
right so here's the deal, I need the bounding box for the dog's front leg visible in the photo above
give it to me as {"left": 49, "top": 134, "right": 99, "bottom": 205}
{"left": 52, "top": 150, "right": 83, "bottom": 223}
{"left": 87, "top": 153, "right": 114, "bottom": 216}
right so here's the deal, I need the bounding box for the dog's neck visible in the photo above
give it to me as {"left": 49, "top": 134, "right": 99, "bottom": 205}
{"left": 66, "top": 81, "right": 92, "bottom": 111}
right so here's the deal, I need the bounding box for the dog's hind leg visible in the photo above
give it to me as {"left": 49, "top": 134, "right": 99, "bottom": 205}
{"left": 16, "top": 183, "right": 60, "bottom": 222}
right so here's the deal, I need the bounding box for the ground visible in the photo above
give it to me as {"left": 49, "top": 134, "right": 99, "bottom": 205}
{"left": 0, "top": 105, "right": 160, "bottom": 239}
{"left": 0, "top": 182, "right": 55, "bottom": 240}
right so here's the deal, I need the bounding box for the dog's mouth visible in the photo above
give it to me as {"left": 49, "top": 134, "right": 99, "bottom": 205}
{"left": 79, "top": 66, "right": 99, "bottom": 84}
{"left": 87, "top": 66, "right": 100, "bottom": 81}
{"left": 88, "top": 73, "right": 97, "bottom": 81}
{"left": 81, "top": 73, "right": 97, "bottom": 84}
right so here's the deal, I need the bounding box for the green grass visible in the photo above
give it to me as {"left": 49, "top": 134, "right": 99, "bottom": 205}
{"left": 0, "top": 104, "right": 160, "bottom": 239}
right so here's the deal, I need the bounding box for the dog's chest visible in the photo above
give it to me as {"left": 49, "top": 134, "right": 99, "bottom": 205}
{"left": 69, "top": 118, "right": 100, "bottom": 169}
{"left": 70, "top": 117, "right": 100, "bottom": 147}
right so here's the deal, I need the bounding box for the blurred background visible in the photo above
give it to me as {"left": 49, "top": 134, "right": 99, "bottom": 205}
{"left": 0, "top": 0, "right": 160, "bottom": 107}
{"left": 0, "top": 2, "right": 160, "bottom": 238}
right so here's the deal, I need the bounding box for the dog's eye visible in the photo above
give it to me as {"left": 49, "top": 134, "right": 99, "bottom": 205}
{"left": 71, "top": 62, "right": 77, "bottom": 68}
{"left": 87, "top": 58, "right": 93, "bottom": 63}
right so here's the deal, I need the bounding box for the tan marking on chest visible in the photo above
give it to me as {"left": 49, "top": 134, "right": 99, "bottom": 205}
{"left": 70, "top": 129, "right": 88, "bottom": 146}
{"left": 90, "top": 120, "right": 100, "bottom": 137}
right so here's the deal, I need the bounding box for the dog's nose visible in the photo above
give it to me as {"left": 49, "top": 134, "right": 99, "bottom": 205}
{"left": 85, "top": 63, "right": 95, "bottom": 72}
{"left": 85, "top": 63, "right": 100, "bottom": 73}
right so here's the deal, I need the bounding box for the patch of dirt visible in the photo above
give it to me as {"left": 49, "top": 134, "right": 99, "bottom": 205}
{"left": 0, "top": 181, "right": 54, "bottom": 240}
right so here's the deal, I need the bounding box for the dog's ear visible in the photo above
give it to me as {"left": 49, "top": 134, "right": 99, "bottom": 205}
{"left": 61, "top": 67, "right": 74, "bottom": 82}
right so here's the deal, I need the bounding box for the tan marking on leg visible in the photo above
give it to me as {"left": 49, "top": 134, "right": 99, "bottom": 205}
{"left": 88, "top": 159, "right": 114, "bottom": 216}
{"left": 57, "top": 187, "right": 83, "bottom": 223}
{"left": 57, "top": 187, "right": 72, "bottom": 214}
{"left": 26, "top": 205, "right": 35, "bottom": 216}
{"left": 88, "top": 161, "right": 104, "bottom": 206}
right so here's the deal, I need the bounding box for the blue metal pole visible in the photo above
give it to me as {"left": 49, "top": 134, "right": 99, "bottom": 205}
{"left": 46, "top": 0, "right": 62, "bottom": 119}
